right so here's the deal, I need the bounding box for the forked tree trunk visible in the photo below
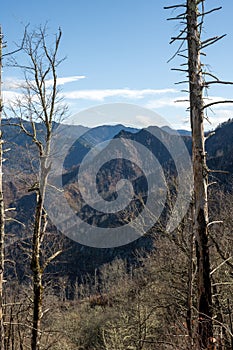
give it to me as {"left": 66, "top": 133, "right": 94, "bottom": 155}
{"left": 186, "top": 0, "right": 213, "bottom": 348}
{"left": 0, "top": 26, "right": 5, "bottom": 350}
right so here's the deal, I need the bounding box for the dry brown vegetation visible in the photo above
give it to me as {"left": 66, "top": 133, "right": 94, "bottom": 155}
{"left": 2, "top": 189, "right": 232, "bottom": 350}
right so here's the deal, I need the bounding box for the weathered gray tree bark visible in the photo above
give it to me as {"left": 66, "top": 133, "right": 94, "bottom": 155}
{"left": 165, "top": 0, "right": 225, "bottom": 347}
{"left": 186, "top": 1, "right": 213, "bottom": 348}
{"left": 0, "top": 25, "right": 5, "bottom": 350}
{"left": 30, "top": 156, "right": 50, "bottom": 350}
{"left": 166, "top": 0, "right": 233, "bottom": 346}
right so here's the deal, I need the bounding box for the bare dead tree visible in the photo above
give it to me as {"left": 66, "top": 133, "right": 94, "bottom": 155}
{"left": 0, "top": 25, "right": 27, "bottom": 350}
{"left": 0, "top": 25, "right": 5, "bottom": 350}
{"left": 165, "top": 1, "right": 233, "bottom": 349}
{"left": 186, "top": 2, "right": 213, "bottom": 347}
{"left": 7, "top": 25, "right": 68, "bottom": 350}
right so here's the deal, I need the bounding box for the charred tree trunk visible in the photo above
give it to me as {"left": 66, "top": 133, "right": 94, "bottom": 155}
{"left": 186, "top": 219, "right": 195, "bottom": 348}
{"left": 186, "top": 1, "right": 213, "bottom": 348}
{"left": 0, "top": 26, "right": 5, "bottom": 350}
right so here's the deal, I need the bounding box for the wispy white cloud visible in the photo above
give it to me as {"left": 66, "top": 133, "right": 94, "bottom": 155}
{"left": 3, "top": 78, "right": 23, "bottom": 90}
{"left": 47, "top": 75, "right": 86, "bottom": 87}
{"left": 213, "top": 109, "right": 233, "bottom": 117}
{"left": 146, "top": 95, "right": 233, "bottom": 110}
{"left": 3, "top": 76, "right": 232, "bottom": 130}
{"left": 145, "top": 95, "right": 233, "bottom": 130}
{"left": 146, "top": 96, "right": 189, "bottom": 109}
{"left": 3, "top": 75, "right": 86, "bottom": 90}
{"left": 2, "top": 90, "right": 22, "bottom": 103}
{"left": 63, "top": 88, "right": 178, "bottom": 101}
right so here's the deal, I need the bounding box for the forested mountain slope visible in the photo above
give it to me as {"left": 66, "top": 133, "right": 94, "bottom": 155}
{"left": 3, "top": 118, "right": 233, "bottom": 285}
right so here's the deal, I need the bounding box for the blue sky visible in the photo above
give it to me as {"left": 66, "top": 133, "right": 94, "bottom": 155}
{"left": 2, "top": 0, "right": 233, "bottom": 129}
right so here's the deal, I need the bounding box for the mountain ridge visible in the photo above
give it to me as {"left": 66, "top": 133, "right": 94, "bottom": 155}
{"left": 3, "top": 117, "right": 233, "bottom": 286}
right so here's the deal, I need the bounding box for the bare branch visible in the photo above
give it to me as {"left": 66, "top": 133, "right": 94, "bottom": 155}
{"left": 42, "top": 250, "right": 63, "bottom": 271}
{"left": 164, "top": 4, "right": 186, "bottom": 10}
{"left": 203, "top": 100, "right": 233, "bottom": 110}
{"left": 170, "top": 27, "right": 187, "bottom": 44}
{"left": 167, "top": 39, "right": 186, "bottom": 63}
{"left": 208, "top": 169, "right": 229, "bottom": 174}
{"left": 2, "top": 24, "right": 29, "bottom": 57}
{"left": 205, "top": 80, "right": 233, "bottom": 87}
{"left": 207, "top": 181, "right": 217, "bottom": 187}
{"left": 201, "top": 34, "right": 226, "bottom": 49}
{"left": 210, "top": 256, "right": 233, "bottom": 275}
{"left": 4, "top": 207, "right": 16, "bottom": 212}
{"left": 171, "top": 68, "right": 188, "bottom": 72}
{"left": 178, "top": 53, "right": 188, "bottom": 59}
{"left": 167, "top": 13, "right": 186, "bottom": 21}
{"left": 175, "top": 80, "right": 189, "bottom": 85}
{"left": 198, "top": 6, "right": 222, "bottom": 17}
{"left": 207, "top": 220, "right": 223, "bottom": 227}
{"left": 5, "top": 218, "right": 26, "bottom": 227}
{"left": 210, "top": 234, "right": 233, "bottom": 270}
{"left": 202, "top": 72, "right": 220, "bottom": 81}
{"left": 175, "top": 99, "right": 189, "bottom": 103}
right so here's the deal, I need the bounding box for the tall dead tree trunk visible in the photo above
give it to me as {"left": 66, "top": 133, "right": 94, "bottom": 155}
{"left": 186, "top": 1, "right": 213, "bottom": 348}
{"left": 0, "top": 25, "right": 5, "bottom": 350}
{"left": 165, "top": 0, "right": 233, "bottom": 347}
